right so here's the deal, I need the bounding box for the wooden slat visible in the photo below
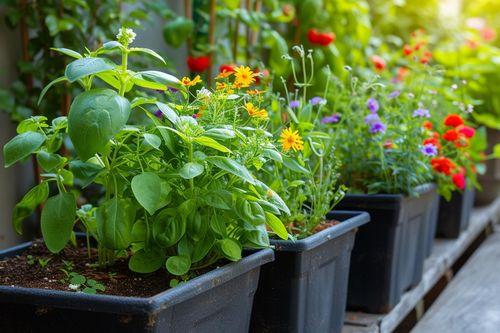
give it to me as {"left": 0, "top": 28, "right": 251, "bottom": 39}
{"left": 343, "top": 198, "right": 500, "bottom": 333}
{"left": 412, "top": 224, "right": 500, "bottom": 333}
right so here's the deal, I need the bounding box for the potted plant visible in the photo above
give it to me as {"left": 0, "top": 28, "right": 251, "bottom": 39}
{"left": 424, "top": 113, "right": 485, "bottom": 238}
{"left": 250, "top": 47, "right": 370, "bottom": 332}
{"left": 330, "top": 67, "right": 437, "bottom": 313}
{"left": 0, "top": 29, "right": 291, "bottom": 332}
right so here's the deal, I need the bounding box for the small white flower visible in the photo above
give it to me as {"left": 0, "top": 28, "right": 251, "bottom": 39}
{"left": 407, "top": 93, "right": 415, "bottom": 99}
{"left": 466, "top": 104, "right": 474, "bottom": 113}
{"left": 116, "top": 27, "right": 136, "bottom": 46}
{"left": 69, "top": 284, "right": 79, "bottom": 290}
{"left": 196, "top": 87, "right": 211, "bottom": 97}
{"left": 451, "top": 84, "right": 458, "bottom": 90}
{"left": 462, "top": 80, "right": 467, "bottom": 85}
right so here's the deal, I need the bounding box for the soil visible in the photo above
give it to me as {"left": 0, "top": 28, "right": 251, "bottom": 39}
{"left": 312, "top": 219, "right": 341, "bottom": 233}
{"left": 0, "top": 240, "right": 218, "bottom": 298}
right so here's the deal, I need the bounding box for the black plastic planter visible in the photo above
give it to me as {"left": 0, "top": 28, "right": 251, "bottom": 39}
{"left": 250, "top": 211, "right": 370, "bottom": 333}
{"left": 424, "top": 188, "right": 440, "bottom": 257}
{"left": 436, "top": 187, "right": 476, "bottom": 238}
{"left": 0, "top": 243, "right": 273, "bottom": 333}
{"left": 336, "top": 184, "right": 436, "bottom": 313}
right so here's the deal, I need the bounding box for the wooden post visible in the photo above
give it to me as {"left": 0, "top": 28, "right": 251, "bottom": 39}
{"left": 232, "top": 1, "right": 241, "bottom": 62}
{"left": 184, "top": 0, "right": 193, "bottom": 55}
{"left": 207, "top": 0, "right": 216, "bottom": 85}
{"left": 245, "top": 0, "right": 251, "bottom": 63}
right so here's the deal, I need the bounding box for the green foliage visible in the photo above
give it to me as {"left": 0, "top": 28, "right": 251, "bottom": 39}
{"left": 4, "top": 30, "right": 289, "bottom": 282}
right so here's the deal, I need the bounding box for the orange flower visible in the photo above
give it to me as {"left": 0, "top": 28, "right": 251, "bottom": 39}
{"left": 181, "top": 75, "right": 202, "bottom": 87}
{"left": 423, "top": 121, "right": 433, "bottom": 130}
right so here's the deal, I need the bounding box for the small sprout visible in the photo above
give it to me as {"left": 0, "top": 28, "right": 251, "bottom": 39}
{"left": 27, "top": 255, "right": 35, "bottom": 265}
{"left": 69, "top": 284, "right": 79, "bottom": 290}
{"left": 38, "top": 258, "right": 51, "bottom": 269}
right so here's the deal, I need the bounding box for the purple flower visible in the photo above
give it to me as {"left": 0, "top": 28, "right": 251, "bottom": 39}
{"left": 289, "top": 100, "right": 300, "bottom": 109}
{"left": 321, "top": 114, "right": 340, "bottom": 124}
{"left": 369, "top": 121, "right": 387, "bottom": 134}
{"left": 168, "top": 87, "right": 179, "bottom": 93}
{"left": 413, "top": 108, "right": 431, "bottom": 118}
{"left": 388, "top": 90, "right": 400, "bottom": 99}
{"left": 366, "top": 98, "right": 379, "bottom": 113}
{"left": 309, "top": 96, "right": 326, "bottom": 106}
{"left": 154, "top": 109, "right": 163, "bottom": 119}
{"left": 364, "top": 113, "right": 380, "bottom": 125}
{"left": 421, "top": 143, "right": 438, "bottom": 156}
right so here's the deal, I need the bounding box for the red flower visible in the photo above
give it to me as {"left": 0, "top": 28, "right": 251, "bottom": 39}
{"left": 423, "top": 121, "right": 433, "bottom": 130}
{"left": 403, "top": 44, "right": 413, "bottom": 56}
{"left": 443, "top": 129, "right": 459, "bottom": 142}
{"left": 371, "top": 55, "right": 386, "bottom": 71}
{"left": 187, "top": 55, "right": 211, "bottom": 72}
{"left": 219, "top": 64, "right": 235, "bottom": 73}
{"left": 443, "top": 114, "right": 464, "bottom": 128}
{"left": 423, "top": 137, "right": 441, "bottom": 150}
{"left": 308, "top": 29, "right": 335, "bottom": 46}
{"left": 431, "top": 157, "right": 456, "bottom": 175}
{"left": 452, "top": 172, "right": 465, "bottom": 190}
{"left": 457, "top": 125, "right": 475, "bottom": 138}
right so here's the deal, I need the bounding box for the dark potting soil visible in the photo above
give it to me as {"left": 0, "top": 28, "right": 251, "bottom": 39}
{"left": 284, "top": 219, "right": 341, "bottom": 238}
{"left": 0, "top": 240, "right": 220, "bottom": 298}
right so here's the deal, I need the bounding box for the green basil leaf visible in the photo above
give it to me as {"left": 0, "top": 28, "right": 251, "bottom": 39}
{"left": 131, "top": 172, "right": 162, "bottom": 215}
{"left": 68, "top": 89, "right": 130, "bottom": 160}
{"left": 13, "top": 182, "right": 49, "bottom": 234}
{"left": 219, "top": 238, "right": 242, "bottom": 261}
{"left": 69, "top": 160, "right": 103, "bottom": 188}
{"left": 65, "top": 57, "right": 116, "bottom": 82}
{"left": 36, "top": 151, "right": 64, "bottom": 172}
{"left": 96, "top": 197, "right": 135, "bottom": 250}
{"left": 143, "top": 133, "right": 161, "bottom": 149}
{"left": 166, "top": 255, "right": 191, "bottom": 276}
{"left": 3, "top": 131, "right": 45, "bottom": 168}
{"left": 179, "top": 162, "right": 204, "bottom": 179}
{"left": 129, "top": 248, "right": 165, "bottom": 273}
{"left": 41, "top": 193, "right": 76, "bottom": 253}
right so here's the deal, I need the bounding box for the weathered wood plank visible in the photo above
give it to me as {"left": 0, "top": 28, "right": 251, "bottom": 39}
{"left": 343, "top": 198, "right": 500, "bottom": 333}
{"left": 412, "top": 224, "right": 500, "bottom": 333}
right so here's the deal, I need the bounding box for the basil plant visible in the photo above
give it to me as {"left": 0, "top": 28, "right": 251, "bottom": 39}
{"left": 3, "top": 28, "right": 289, "bottom": 278}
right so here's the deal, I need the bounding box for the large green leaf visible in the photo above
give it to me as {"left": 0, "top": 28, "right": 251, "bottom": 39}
{"left": 41, "top": 193, "right": 76, "bottom": 253}
{"left": 207, "top": 156, "right": 255, "bottom": 184}
{"left": 65, "top": 57, "right": 116, "bottom": 82}
{"left": 134, "top": 71, "right": 184, "bottom": 92}
{"left": 219, "top": 238, "right": 242, "bottom": 261}
{"left": 166, "top": 255, "right": 191, "bottom": 275}
{"left": 265, "top": 212, "right": 288, "bottom": 240}
{"left": 96, "top": 197, "right": 135, "bottom": 250}
{"left": 36, "top": 151, "right": 64, "bottom": 172}
{"left": 179, "top": 162, "right": 204, "bottom": 179}
{"left": 193, "top": 136, "right": 231, "bottom": 153}
{"left": 131, "top": 172, "right": 162, "bottom": 215}
{"left": 68, "top": 89, "right": 130, "bottom": 160}
{"left": 129, "top": 248, "right": 165, "bottom": 273}
{"left": 3, "top": 131, "right": 45, "bottom": 167}
{"left": 13, "top": 182, "right": 49, "bottom": 234}
{"left": 69, "top": 160, "right": 103, "bottom": 187}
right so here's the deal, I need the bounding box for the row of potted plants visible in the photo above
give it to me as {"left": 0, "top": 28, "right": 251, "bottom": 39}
{"left": 0, "top": 26, "right": 492, "bottom": 333}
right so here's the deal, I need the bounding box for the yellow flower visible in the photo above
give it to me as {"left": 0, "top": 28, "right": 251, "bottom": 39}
{"left": 280, "top": 128, "right": 304, "bottom": 152}
{"left": 181, "top": 75, "right": 202, "bottom": 87}
{"left": 234, "top": 66, "right": 257, "bottom": 88}
{"left": 216, "top": 70, "right": 233, "bottom": 79}
{"left": 216, "top": 82, "right": 227, "bottom": 91}
{"left": 245, "top": 103, "right": 268, "bottom": 119}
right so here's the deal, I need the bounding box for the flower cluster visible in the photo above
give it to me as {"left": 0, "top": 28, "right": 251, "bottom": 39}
{"left": 364, "top": 98, "right": 386, "bottom": 134}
